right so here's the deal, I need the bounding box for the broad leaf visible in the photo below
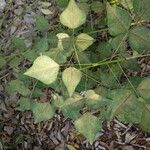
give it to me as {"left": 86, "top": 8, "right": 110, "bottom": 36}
{"left": 23, "top": 50, "right": 38, "bottom": 62}
{"left": 108, "top": 89, "right": 143, "bottom": 123}
{"left": 62, "top": 67, "right": 82, "bottom": 97}
{"left": 35, "top": 16, "right": 49, "bottom": 32}
{"left": 74, "top": 113, "right": 101, "bottom": 144}
{"left": 24, "top": 55, "right": 59, "bottom": 85}
{"left": 140, "top": 104, "right": 150, "bottom": 132}
{"left": 34, "top": 37, "right": 49, "bottom": 52}
{"left": 110, "top": 33, "right": 127, "bottom": 53}
{"left": 96, "top": 42, "right": 112, "bottom": 60}
{"left": 56, "top": 33, "right": 70, "bottom": 50}
{"left": 12, "top": 37, "right": 27, "bottom": 51}
{"left": 44, "top": 48, "right": 67, "bottom": 64}
{"left": 47, "top": 33, "right": 58, "bottom": 48}
{"left": 6, "top": 80, "right": 30, "bottom": 96}
{"left": 78, "top": 2, "right": 90, "bottom": 15}
{"left": 137, "top": 78, "right": 150, "bottom": 102}
{"left": 56, "top": 0, "right": 69, "bottom": 9}
{"left": 85, "top": 90, "right": 103, "bottom": 109}
{"left": 16, "top": 97, "right": 31, "bottom": 111}
{"left": 52, "top": 94, "right": 64, "bottom": 108}
{"left": 61, "top": 93, "right": 84, "bottom": 120}
{"left": 9, "top": 56, "right": 23, "bottom": 68}
{"left": 91, "top": 1, "right": 104, "bottom": 14}
{"left": 107, "top": 3, "right": 132, "bottom": 36}
{"left": 133, "top": 0, "right": 150, "bottom": 21}
{"left": 118, "top": 0, "right": 133, "bottom": 10}
{"left": 76, "top": 33, "right": 94, "bottom": 52}
{"left": 60, "top": 0, "right": 86, "bottom": 29}
{"left": 129, "top": 26, "right": 150, "bottom": 53}
{"left": 31, "top": 102, "right": 54, "bottom": 123}
{"left": 123, "top": 59, "right": 140, "bottom": 71}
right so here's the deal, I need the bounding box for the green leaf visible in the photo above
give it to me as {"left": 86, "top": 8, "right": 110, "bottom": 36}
{"left": 62, "top": 67, "right": 82, "bottom": 97}
{"left": 60, "top": 0, "right": 86, "bottom": 29}
{"left": 9, "top": 56, "right": 23, "bottom": 68}
{"left": 123, "top": 59, "right": 140, "bottom": 71}
{"left": 35, "top": 16, "right": 49, "bottom": 32}
{"left": 31, "top": 102, "right": 54, "bottom": 123}
{"left": 129, "top": 26, "right": 150, "bottom": 53}
{"left": 133, "top": 0, "right": 150, "bottom": 21}
{"left": 32, "top": 88, "right": 43, "bottom": 97}
{"left": 74, "top": 113, "right": 101, "bottom": 144}
{"left": 23, "top": 50, "right": 38, "bottom": 62}
{"left": 56, "top": 33, "right": 70, "bottom": 50}
{"left": 96, "top": 42, "right": 112, "bottom": 60}
{"left": 76, "top": 33, "right": 94, "bottom": 52}
{"left": 110, "top": 33, "right": 127, "bottom": 53}
{"left": 47, "top": 33, "right": 58, "bottom": 48}
{"left": 16, "top": 97, "right": 31, "bottom": 111}
{"left": 85, "top": 90, "right": 103, "bottom": 109}
{"left": 12, "top": 37, "right": 27, "bottom": 51}
{"left": 6, "top": 80, "right": 30, "bottom": 96}
{"left": 61, "top": 93, "right": 84, "bottom": 120}
{"left": 44, "top": 47, "right": 70, "bottom": 64}
{"left": 56, "top": 0, "right": 69, "bottom": 9}
{"left": 107, "top": 3, "right": 132, "bottom": 36}
{"left": 118, "top": 0, "right": 133, "bottom": 10}
{"left": 78, "top": 2, "right": 90, "bottom": 15}
{"left": 24, "top": 55, "right": 60, "bottom": 85}
{"left": 52, "top": 94, "right": 64, "bottom": 108}
{"left": 91, "top": 1, "right": 104, "bottom": 14}
{"left": 108, "top": 89, "right": 143, "bottom": 123}
{"left": 137, "top": 78, "right": 150, "bottom": 102}
{"left": 34, "top": 37, "right": 49, "bottom": 52}
{"left": 140, "top": 104, "right": 150, "bottom": 132}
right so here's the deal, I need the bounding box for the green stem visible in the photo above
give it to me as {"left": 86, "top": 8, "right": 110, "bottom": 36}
{"left": 79, "top": 54, "right": 150, "bottom": 70}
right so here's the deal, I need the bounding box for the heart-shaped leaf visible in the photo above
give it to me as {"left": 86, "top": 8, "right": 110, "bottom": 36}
{"left": 56, "top": 33, "right": 70, "bottom": 50}
{"left": 129, "top": 26, "right": 150, "bottom": 53}
{"left": 24, "top": 55, "right": 59, "bottom": 85}
{"left": 133, "top": 0, "right": 150, "bottom": 21}
{"left": 31, "top": 102, "right": 54, "bottom": 123}
{"left": 107, "top": 3, "right": 132, "bottom": 36}
{"left": 35, "top": 16, "right": 49, "bottom": 32}
{"left": 74, "top": 113, "right": 101, "bottom": 144}
{"left": 76, "top": 33, "right": 94, "bottom": 52}
{"left": 62, "top": 67, "right": 82, "bottom": 97}
{"left": 60, "top": 0, "right": 86, "bottom": 29}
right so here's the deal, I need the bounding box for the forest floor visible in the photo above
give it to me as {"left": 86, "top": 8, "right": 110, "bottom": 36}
{"left": 0, "top": 0, "right": 150, "bottom": 150}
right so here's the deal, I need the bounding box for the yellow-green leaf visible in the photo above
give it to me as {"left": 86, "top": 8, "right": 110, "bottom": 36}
{"left": 24, "top": 55, "right": 59, "bottom": 85}
{"left": 62, "top": 67, "right": 82, "bottom": 97}
{"left": 74, "top": 113, "right": 101, "bottom": 144}
{"left": 60, "top": 0, "right": 86, "bottom": 29}
{"left": 56, "top": 33, "right": 70, "bottom": 50}
{"left": 85, "top": 90, "right": 103, "bottom": 109}
{"left": 31, "top": 102, "right": 54, "bottom": 123}
{"left": 76, "top": 33, "right": 94, "bottom": 51}
{"left": 85, "top": 90, "right": 102, "bottom": 101}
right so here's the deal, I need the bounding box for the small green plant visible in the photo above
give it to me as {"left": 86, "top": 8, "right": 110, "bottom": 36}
{"left": 4, "top": 0, "right": 150, "bottom": 144}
